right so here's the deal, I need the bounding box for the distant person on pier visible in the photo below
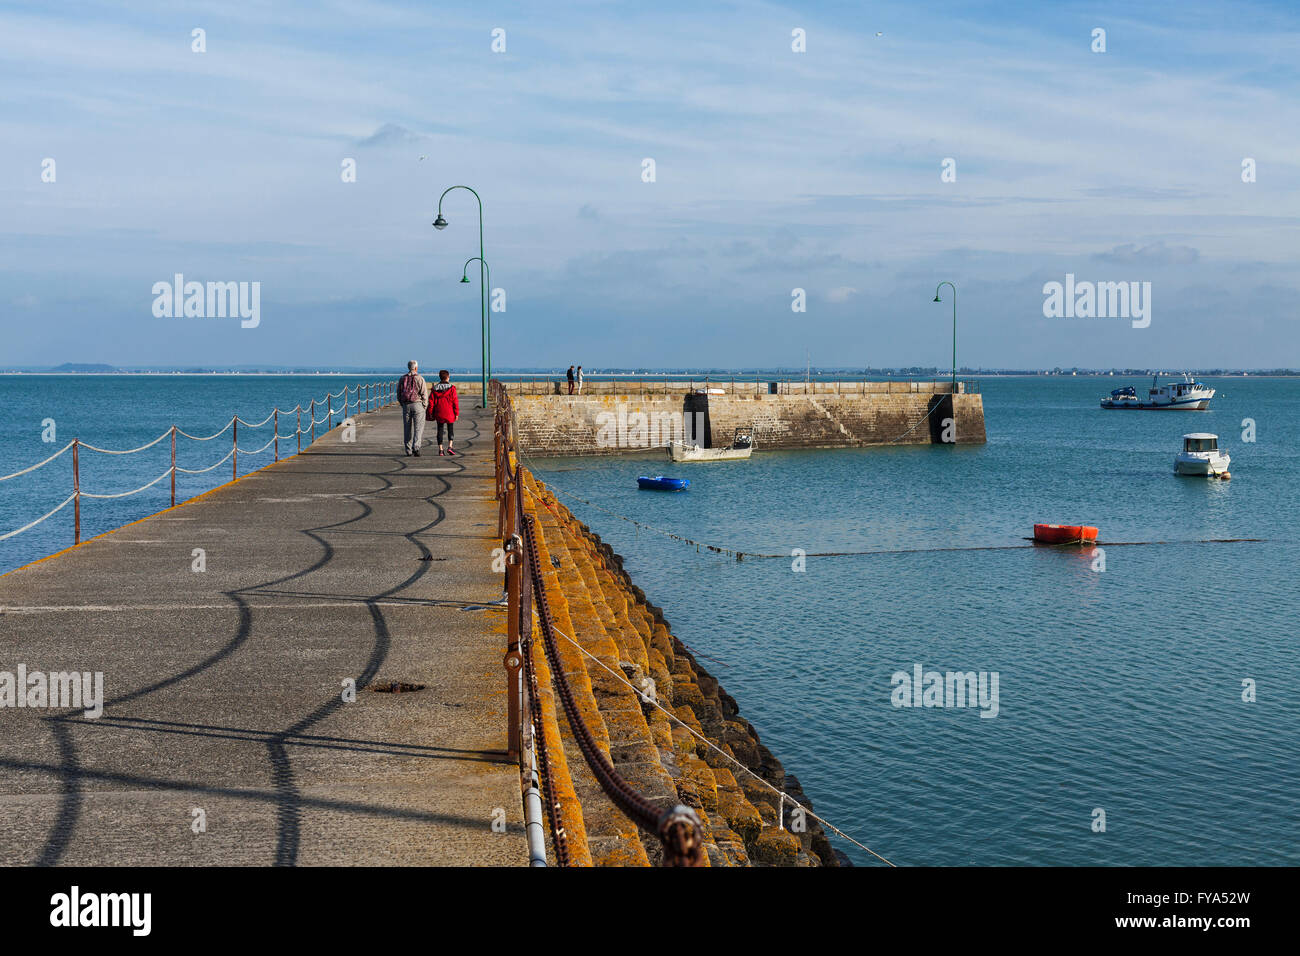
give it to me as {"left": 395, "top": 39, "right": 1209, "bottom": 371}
{"left": 576, "top": 366, "right": 584, "bottom": 394}
{"left": 566, "top": 365, "right": 575, "bottom": 394}
{"left": 397, "top": 360, "right": 429, "bottom": 456}
{"left": 429, "top": 369, "right": 460, "bottom": 457}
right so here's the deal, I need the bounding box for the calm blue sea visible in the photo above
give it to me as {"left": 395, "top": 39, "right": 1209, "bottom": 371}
{"left": 528, "top": 376, "right": 1300, "bottom": 866}
{"left": 2, "top": 374, "right": 1295, "bottom": 866}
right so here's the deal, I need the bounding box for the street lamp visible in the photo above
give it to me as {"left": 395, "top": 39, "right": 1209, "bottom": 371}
{"left": 432, "top": 186, "right": 488, "bottom": 407}
{"left": 933, "top": 281, "right": 957, "bottom": 391}
{"left": 461, "top": 256, "right": 492, "bottom": 387}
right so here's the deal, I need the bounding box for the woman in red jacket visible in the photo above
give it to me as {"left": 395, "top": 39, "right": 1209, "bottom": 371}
{"left": 427, "top": 369, "right": 460, "bottom": 456}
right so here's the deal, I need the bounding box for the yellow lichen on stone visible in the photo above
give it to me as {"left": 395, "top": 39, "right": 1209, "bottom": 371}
{"left": 514, "top": 469, "right": 829, "bottom": 867}
{"left": 752, "top": 826, "right": 803, "bottom": 866}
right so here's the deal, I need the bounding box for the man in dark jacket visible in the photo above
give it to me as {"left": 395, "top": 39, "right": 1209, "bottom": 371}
{"left": 428, "top": 369, "right": 460, "bottom": 456}
{"left": 566, "top": 365, "right": 575, "bottom": 395}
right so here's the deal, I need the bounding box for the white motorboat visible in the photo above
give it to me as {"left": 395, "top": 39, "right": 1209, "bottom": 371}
{"left": 667, "top": 426, "right": 754, "bottom": 462}
{"left": 1175, "top": 433, "right": 1231, "bottom": 477}
{"left": 1101, "top": 373, "right": 1215, "bottom": 410}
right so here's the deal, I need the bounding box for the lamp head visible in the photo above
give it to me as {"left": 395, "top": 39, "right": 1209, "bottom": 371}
{"left": 933, "top": 295, "right": 942, "bottom": 302}
{"left": 460, "top": 275, "right": 470, "bottom": 283}
{"left": 433, "top": 215, "right": 448, "bottom": 230}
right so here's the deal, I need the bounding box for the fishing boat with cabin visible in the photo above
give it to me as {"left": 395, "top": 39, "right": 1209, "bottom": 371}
{"left": 1100, "top": 373, "right": 1215, "bottom": 410}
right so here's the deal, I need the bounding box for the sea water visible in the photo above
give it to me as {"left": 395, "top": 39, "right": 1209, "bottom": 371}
{"left": 529, "top": 376, "right": 1299, "bottom": 865}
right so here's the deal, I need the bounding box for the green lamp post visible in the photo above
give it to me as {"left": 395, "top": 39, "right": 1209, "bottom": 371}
{"left": 933, "top": 281, "right": 957, "bottom": 392}
{"left": 433, "top": 185, "right": 488, "bottom": 407}
{"left": 461, "top": 256, "right": 492, "bottom": 386}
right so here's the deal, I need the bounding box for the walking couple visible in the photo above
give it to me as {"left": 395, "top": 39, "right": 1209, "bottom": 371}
{"left": 397, "top": 360, "right": 460, "bottom": 457}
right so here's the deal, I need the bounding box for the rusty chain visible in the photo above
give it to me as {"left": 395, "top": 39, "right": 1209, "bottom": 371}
{"left": 522, "top": 509, "right": 705, "bottom": 867}
{"left": 495, "top": 379, "right": 705, "bottom": 867}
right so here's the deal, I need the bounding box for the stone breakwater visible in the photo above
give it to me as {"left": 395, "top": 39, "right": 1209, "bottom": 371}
{"left": 523, "top": 469, "right": 839, "bottom": 866}
{"left": 504, "top": 381, "right": 985, "bottom": 457}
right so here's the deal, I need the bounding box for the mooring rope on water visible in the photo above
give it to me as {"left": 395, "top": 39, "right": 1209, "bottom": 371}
{"left": 528, "top": 467, "right": 1265, "bottom": 561}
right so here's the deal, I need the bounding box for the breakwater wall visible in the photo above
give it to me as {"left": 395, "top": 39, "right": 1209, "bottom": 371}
{"left": 502, "top": 381, "right": 985, "bottom": 456}
{"left": 522, "top": 470, "right": 839, "bottom": 866}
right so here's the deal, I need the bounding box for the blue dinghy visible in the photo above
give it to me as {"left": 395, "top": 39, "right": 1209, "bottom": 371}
{"left": 637, "top": 475, "right": 689, "bottom": 491}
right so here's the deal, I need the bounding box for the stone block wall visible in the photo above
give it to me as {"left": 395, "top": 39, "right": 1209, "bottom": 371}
{"left": 504, "top": 387, "right": 986, "bottom": 456}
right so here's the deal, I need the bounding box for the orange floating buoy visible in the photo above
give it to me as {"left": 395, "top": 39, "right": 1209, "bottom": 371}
{"left": 1034, "top": 523, "right": 1099, "bottom": 545}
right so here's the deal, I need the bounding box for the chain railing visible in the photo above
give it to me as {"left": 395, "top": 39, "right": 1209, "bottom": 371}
{"left": 0, "top": 381, "right": 396, "bottom": 546}
{"left": 492, "top": 378, "right": 706, "bottom": 867}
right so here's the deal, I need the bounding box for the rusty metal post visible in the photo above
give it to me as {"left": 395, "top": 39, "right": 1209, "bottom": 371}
{"left": 72, "top": 439, "right": 80, "bottom": 544}
{"left": 297, "top": 406, "right": 302, "bottom": 454}
{"left": 503, "top": 467, "right": 523, "bottom": 761}
{"left": 232, "top": 417, "right": 238, "bottom": 481}
{"left": 170, "top": 426, "right": 176, "bottom": 506}
{"left": 274, "top": 409, "right": 279, "bottom": 461}
{"left": 310, "top": 399, "right": 316, "bottom": 444}
{"left": 497, "top": 437, "right": 507, "bottom": 537}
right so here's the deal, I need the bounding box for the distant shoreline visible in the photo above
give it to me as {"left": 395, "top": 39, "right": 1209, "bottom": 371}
{"left": 1, "top": 371, "right": 1296, "bottom": 379}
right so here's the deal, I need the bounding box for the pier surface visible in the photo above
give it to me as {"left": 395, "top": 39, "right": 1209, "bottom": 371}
{"left": 0, "top": 405, "right": 525, "bottom": 866}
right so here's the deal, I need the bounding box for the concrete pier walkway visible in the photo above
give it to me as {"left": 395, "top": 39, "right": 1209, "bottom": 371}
{"left": 0, "top": 404, "right": 526, "bottom": 866}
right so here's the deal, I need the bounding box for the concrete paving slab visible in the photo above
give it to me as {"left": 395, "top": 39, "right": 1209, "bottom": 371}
{"left": 0, "top": 404, "right": 526, "bottom": 866}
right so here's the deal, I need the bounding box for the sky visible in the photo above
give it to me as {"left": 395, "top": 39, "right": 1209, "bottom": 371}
{"left": 1, "top": 0, "right": 1297, "bottom": 371}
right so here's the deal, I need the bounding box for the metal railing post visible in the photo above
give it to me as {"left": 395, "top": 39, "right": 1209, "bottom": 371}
{"left": 502, "top": 446, "right": 523, "bottom": 761}
{"left": 297, "top": 406, "right": 302, "bottom": 454}
{"left": 274, "top": 409, "right": 279, "bottom": 461}
{"left": 72, "top": 439, "right": 80, "bottom": 544}
{"left": 310, "top": 399, "right": 316, "bottom": 444}
{"left": 232, "top": 416, "right": 238, "bottom": 481}
{"left": 170, "top": 426, "right": 176, "bottom": 506}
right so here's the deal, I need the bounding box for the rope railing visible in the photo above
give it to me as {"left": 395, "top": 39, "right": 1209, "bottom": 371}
{"left": 79, "top": 429, "right": 172, "bottom": 456}
{"left": 0, "top": 380, "right": 395, "bottom": 547}
{"left": 79, "top": 466, "right": 175, "bottom": 500}
{"left": 0, "top": 441, "right": 75, "bottom": 482}
{"left": 174, "top": 448, "right": 236, "bottom": 475}
{"left": 492, "top": 378, "right": 706, "bottom": 867}
{"left": 0, "top": 494, "right": 78, "bottom": 542}
{"left": 175, "top": 420, "right": 235, "bottom": 442}
{"left": 234, "top": 410, "right": 278, "bottom": 428}
{"left": 235, "top": 433, "right": 280, "bottom": 457}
